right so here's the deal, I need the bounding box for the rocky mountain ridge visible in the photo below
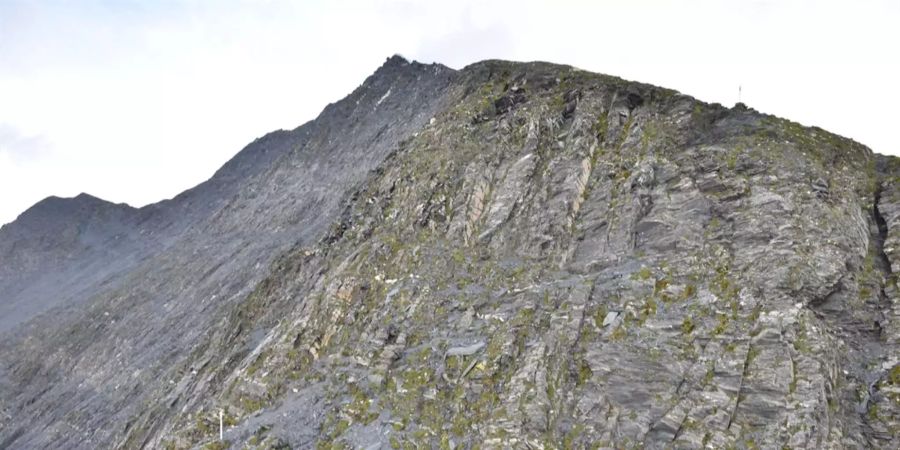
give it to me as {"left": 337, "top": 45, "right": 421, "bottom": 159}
{"left": 0, "top": 56, "right": 898, "bottom": 449}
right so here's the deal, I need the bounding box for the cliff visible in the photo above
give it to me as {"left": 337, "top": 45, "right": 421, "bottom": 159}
{"left": 0, "top": 56, "right": 897, "bottom": 449}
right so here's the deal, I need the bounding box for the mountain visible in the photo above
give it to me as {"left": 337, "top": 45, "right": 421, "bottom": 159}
{"left": 0, "top": 56, "right": 897, "bottom": 449}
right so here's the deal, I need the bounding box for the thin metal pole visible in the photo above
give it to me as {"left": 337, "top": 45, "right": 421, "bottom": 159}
{"left": 219, "top": 409, "right": 224, "bottom": 441}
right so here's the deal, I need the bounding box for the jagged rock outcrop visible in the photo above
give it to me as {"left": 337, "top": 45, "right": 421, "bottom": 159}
{"left": 0, "top": 56, "right": 898, "bottom": 449}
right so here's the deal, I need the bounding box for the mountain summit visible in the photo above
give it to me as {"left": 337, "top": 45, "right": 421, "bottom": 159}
{"left": 1, "top": 56, "right": 898, "bottom": 449}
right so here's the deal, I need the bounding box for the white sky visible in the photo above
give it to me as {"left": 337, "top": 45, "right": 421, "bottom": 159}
{"left": 1, "top": 0, "right": 898, "bottom": 226}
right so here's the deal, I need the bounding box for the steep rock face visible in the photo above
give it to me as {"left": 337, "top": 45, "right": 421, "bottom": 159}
{"left": 1, "top": 58, "right": 898, "bottom": 449}
{"left": 0, "top": 55, "right": 455, "bottom": 449}
{"left": 139, "top": 61, "right": 898, "bottom": 450}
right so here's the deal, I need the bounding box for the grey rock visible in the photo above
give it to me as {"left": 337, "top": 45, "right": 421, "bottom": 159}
{"left": 445, "top": 342, "right": 485, "bottom": 357}
{"left": 602, "top": 311, "right": 619, "bottom": 327}
{"left": 0, "top": 56, "right": 898, "bottom": 450}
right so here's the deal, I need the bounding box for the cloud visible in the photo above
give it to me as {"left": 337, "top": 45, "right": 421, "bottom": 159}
{"left": 413, "top": 15, "right": 515, "bottom": 69}
{"left": 0, "top": 0, "right": 898, "bottom": 228}
{"left": 385, "top": 2, "right": 516, "bottom": 68}
{"left": 0, "top": 123, "right": 51, "bottom": 164}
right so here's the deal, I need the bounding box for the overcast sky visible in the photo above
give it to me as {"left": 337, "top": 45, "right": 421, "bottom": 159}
{"left": 1, "top": 0, "right": 898, "bottom": 225}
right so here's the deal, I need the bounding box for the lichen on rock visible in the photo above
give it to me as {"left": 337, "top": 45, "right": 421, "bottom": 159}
{"left": 1, "top": 57, "right": 898, "bottom": 449}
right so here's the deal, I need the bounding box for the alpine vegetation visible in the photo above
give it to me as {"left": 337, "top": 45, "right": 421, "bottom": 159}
{"left": 0, "top": 56, "right": 898, "bottom": 449}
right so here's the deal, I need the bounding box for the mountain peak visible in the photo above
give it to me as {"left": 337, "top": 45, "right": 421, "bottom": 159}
{"left": 73, "top": 192, "right": 99, "bottom": 202}
{"left": 384, "top": 53, "right": 410, "bottom": 66}
{"left": 1, "top": 57, "right": 897, "bottom": 450}
{"left": 24, "top": 192, "right": 131, "bottom": 217}
{"left": 367, "top": 53, "right": 453, "bottom": 83}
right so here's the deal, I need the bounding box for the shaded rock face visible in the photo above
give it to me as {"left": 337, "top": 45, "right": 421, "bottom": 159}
{"left": 0, "top": 55, "right": 456, "bottom": 449}
{"left": 0, "top": 194, "right": 143, "bottom": 332}
{"left": 1, "top": 57, "right": 898, "bottom": 449}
